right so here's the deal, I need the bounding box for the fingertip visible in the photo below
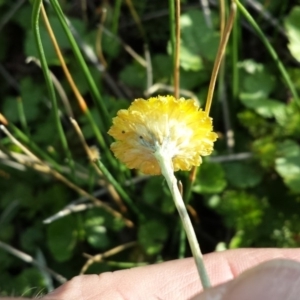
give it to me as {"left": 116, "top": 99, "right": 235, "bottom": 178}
{"left": 193, "top": 259, "right": 300, "bottom": 300}
{"left": 42, "top": 274, "right": 103, "bottom": 300}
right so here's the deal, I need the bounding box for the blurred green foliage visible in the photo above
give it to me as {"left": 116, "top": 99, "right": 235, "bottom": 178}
{"left": 0, "top": 0, "right": 300, "bottom": 297}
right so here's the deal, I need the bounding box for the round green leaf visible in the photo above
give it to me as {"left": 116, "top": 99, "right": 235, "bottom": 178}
{"left": 138, "top": 220, "right": 168, "bottom": 255}
{"left": 142, "top": 177, "right": 175, "bottom": 214}
{"left": 275, "top": 140, "right": 300, "bottom": 193}
{"left": 284, "top": 6, "right": 300, "bottom": 62}
{"left": 86, "top": 225, "right": 110, "bottom": 250}
{"left": 193, "top": 162, "right": 227, "bottom": 194}
{"left": 47, "top": 216, "right": 77, "bottom": 262}
{"left": 223, "top": 162, "right": 263, "bottom": 188}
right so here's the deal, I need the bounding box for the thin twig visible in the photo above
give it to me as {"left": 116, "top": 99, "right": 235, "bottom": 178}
{"left": 144, "top": 44, "right": 153, "bottom": 91}
{"left": 0, "top": 240, "right": 67, "bottom": 284}
{"left": 208, "top": 152, "right": 252, "bottom": 162}
{"left": 43, "top": 175, "right": 149, "bottom": 224}
{"left": 70, "top": 117, "right": 128, "bottom": 213}
{"left": 95, "top": 8, "right": 108, "bottom": 69}
{"left": 41, "top": 4, "right": 88, "bottom": 113}
{"left": 245, "top": 0, "right": 286, "bottom": 37}
{"left": 205, "top": 2, "right": 236, "bottom": 115}
{"left": 0, "top": 0, "right": 25, "bottom": 31}
{"left": 199, "top": 0, "right": 212, "bottom": 28}
{"left": 0, "top": 125, "right": 133, "bottom": 227}
{"left": 100, "top": 25, "right": 147, "bottom": 67}
{"left": 0, "top": 63, "right": 20, "bottom": 91}
{"left": 124, "top": 0, "right": 146, "bottom": 39}
{"left": 26, "top": 57, "right": 74, "bottom": 118}
{"left": 80, "top": 0, "right": 88, "bottom": 23}
{"left": 218, "top": 0, "right": 235, "bottom": 152}
{"left": 65, "top": 18, "right": 125, "bottom": 98}
{"left": 81, "top": 241, "right": 137, "bottom": 274}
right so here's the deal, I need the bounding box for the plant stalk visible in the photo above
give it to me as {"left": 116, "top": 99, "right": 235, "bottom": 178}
{"left": 154, "top": 147, "right": 211, "bottom": 289}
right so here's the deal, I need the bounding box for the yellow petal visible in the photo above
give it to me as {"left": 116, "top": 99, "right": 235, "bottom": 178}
{"left": 108, "top": 95, "right": 217, "bottom": 175}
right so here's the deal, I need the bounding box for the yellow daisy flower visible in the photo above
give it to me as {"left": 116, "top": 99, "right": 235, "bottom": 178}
{"left": 108, "top": 95, "right": 218, "bottom": 175}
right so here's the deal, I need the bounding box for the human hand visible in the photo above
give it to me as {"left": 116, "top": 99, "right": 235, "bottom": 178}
{"left": 3, "top": 248, "right": 300, "bottom": 300}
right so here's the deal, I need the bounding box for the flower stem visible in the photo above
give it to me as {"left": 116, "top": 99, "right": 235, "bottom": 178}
{"left": 154, "top": 147, "right": 211, "bottom": 289}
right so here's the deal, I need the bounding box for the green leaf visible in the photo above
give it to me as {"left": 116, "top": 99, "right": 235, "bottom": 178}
{"left": 240, "top": 96, "right": 285, "bottom": 119}
{"left": 275, "top": 140, "right": 300, "bottom": 193}
{"left": 80, "top": 108, "right": 103, "bottom": 139}
{"left": 238, "top": 109, "right": 272, "bottom": 137}
{"left": 2, "top": 97, "right": 18, "bottom": 122}
{"left": 2, "top": 78, "right": 47, "bottom": 124}
{"left": 276, "top": 102, "right": 300, "bottom": 136}
{"left": 152, "top": 54, "right": 172, "bottom": 83}
{"left": 47, "top": 216, "right": 77, "bottom": 262}
{"left": 21, "top": 227, "right": 43, "bottom": 252}
{"left": 180, "top": 68, "right": 208, "bottom": 90}
{"left": 0, "top": 224, "right": 14, "bottom": 242}
{"left": 119, "top": 62, "right": 146, "bottom": 89}
{"left": 229, "top": 230, "right": 245, "bottom": 248}
{"left": 84, "top": 208, "right": 125, "bottom": 232}
{"left": 12, "top": 5, "right": 32, "bottom": 29}
{"left": 66, "top": 61, "right": 102, "bottom": 96}
{"left": 14, "top": 268, "right": 46, "bottom": 297}
{"left": 179, "top": 45, "right": 203, "bottom": 71}
{"left": 138, "top": 220, "right": 168, "bottom": 255}
{"left": 289, "top": 68, "right": 300, "bottom": 92}
{"left": 277, "top": 140, "right": 300, "bottom": 157}
{"left": 179, "top": 10, "right": 220, "bottom": 70}
{"left": 284, "top": 6, "right": 300, "bottom": 62}
{"left": 239, "top": 60, "right": 275, "bottom": 99}
{"left": 86, "top": 225, "right": 110, "bottom": 250}
{"left": 0, "top": 252, "right": 13, "bottom": 272}
{"left": 142, "top": 177, "right": 175, "bottom": 214}
{"left": 101, "top": 33, "right": 121, "bottom": 59}
{"left": 84, "top": 210, "right": 111, "bottom": 249}
{"left": 223, "top": 161, "right": 263, "bottom": 188}
{"left": 33, "top": 115, "right": 58, "bottom": 144}
{"left": 253, "top": 137, "right": 277, "bottom": 169}
{"left": 25, "top": 15, "right": 73, "bottom": 64}
{"left": 193, "top": 162, "right": 227, "bottom": 194}
{"left": 218, "top": 191, "right": 264, "bottom": 236}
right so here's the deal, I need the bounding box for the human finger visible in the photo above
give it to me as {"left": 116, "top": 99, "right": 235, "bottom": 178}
{"left": 193, "top": 259, "right": 300, "bottom": 300}
{"left": 43, "top": 248, "right": 300, "bottom": 300}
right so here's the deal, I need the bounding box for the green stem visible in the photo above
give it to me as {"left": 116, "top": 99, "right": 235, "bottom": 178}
{"left": 168, "top": 0, "right": 176, "bottom": 84}
{"left": 105, "top": 261, "right": 148, "bottom": 268}
{"left": 8, "top": 123, "right": 62, "bottom": 171}
{"left": 232, "top": 4, "right": 239, "bottom": 101}
{"left": 17, "top": 98, "right": 30, "bottom": 140}
{"left": 235, "top": 0, "right": 299, "bottom": 103}
{"left": 47, "top": 0, "right": 119, "bottom": 171}
{"left": 32, "top": 0, "right": 75, "bottom": 177}
{"left": 178, "top": 224, "right": 186, "bottom": 258}
{"left": 94, "top": 159, "right": 142, "bottom": 219}
{"left": 174, "top": 0, "right": 181, "bottom": 99}
{"left": 154, "top": 147, "right": 211, "bottom": 289}
{"left": 49, "top": 0, "right": 111, "bottom": 129}
{"left": 112, "top": 0, "right": 122, "bottom": 35}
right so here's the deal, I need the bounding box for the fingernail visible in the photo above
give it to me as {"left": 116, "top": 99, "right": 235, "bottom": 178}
{"left": 224, "top": 259, "right": 300, "bottom": 300}
{"left": 195, "top": 259, "right": 300, "bottom": 300}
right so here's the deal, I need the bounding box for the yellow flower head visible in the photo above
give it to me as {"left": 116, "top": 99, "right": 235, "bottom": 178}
{"left": 108, "top": 95, "right": 218, "bottom": 175}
